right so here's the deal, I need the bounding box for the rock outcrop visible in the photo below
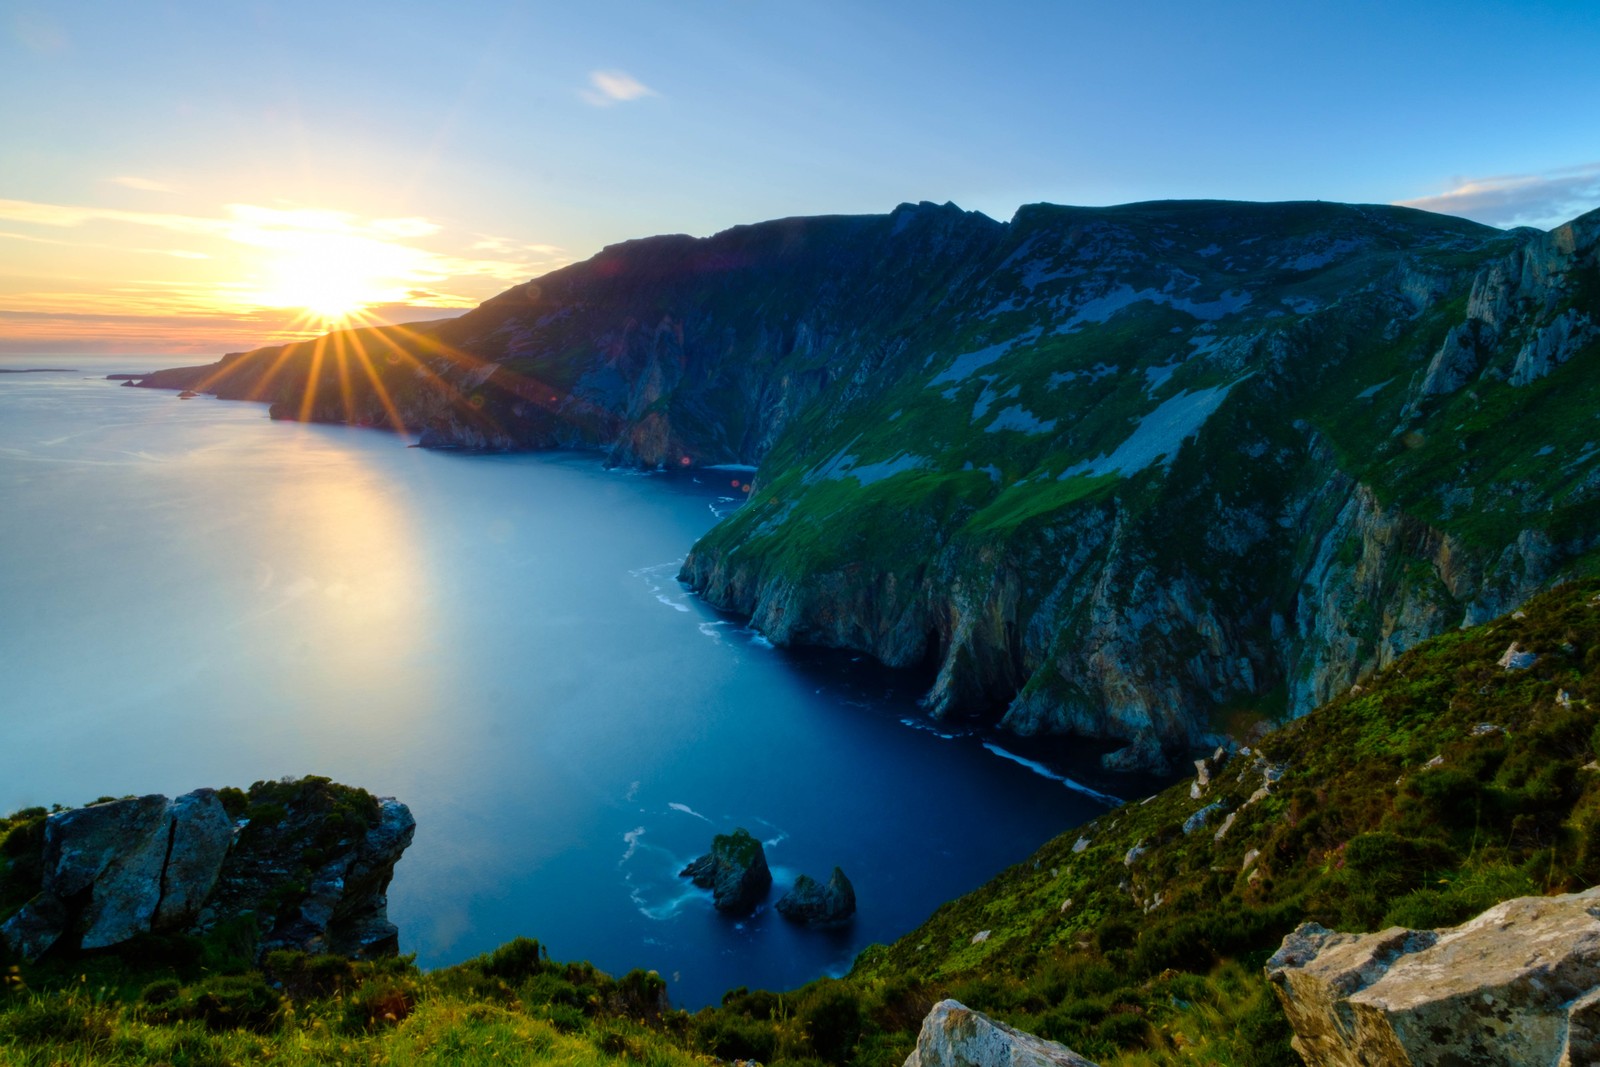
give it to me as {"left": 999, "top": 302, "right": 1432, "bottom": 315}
{"left": 1265, "top": 887, "right": 1600, "bottom": 1066}
{"left": 680, "top": 828, "right": 772, "bottom": 914}
{"left": 776, "top": 867, "right": 856, "bottom": 926}
{"left": 0, "top": 778, "right": 413, "bottom": 962}
{"left": 903, "top": 999, "right": 1099, "bottom": 1067}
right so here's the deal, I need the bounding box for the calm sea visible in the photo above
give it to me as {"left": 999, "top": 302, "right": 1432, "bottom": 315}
{"left": 0, "top": 354, "right": 1146, "bottom": 1007}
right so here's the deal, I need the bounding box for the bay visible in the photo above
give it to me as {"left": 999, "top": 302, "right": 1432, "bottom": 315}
{"left": 0, "top": 355, "right": 1138, "bottom": 1008}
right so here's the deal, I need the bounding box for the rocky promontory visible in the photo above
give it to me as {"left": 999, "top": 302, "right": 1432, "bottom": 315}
{"left": 679, "top": 828, "right": 772, "bottom": 914}
{"left": 0, "top": 776, "right": 413, "bottom": 962}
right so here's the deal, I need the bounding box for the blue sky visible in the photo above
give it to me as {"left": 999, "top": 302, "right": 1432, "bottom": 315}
{"left": 3, "top": 0, "right": 1599, "bottom": 351}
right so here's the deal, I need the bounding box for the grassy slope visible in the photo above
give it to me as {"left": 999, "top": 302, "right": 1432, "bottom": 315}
{"left": 5, "top": 580, "right": 1600, "bottom": 1065}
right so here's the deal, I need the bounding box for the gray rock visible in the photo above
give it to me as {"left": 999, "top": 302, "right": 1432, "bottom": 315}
{"left": 903, "top": 999, "right": 1099, "bottom": 1067}
{"left": 0, "top": 780, "right": 413, "bottom": 962}
{"left": 1182, "top": 802, "right": 1224, "bottom": 835}
{"left": 1266, "top": 887, "right": 1600, "bottom": 1066}
{"left": 0, "top": 891, "right": 68, "bottom": 961}
{"left": 155, "top": 789, "right": 232, "bottom": 929}
{"left": 680, "top": 828, "right": 772, "bottom": 914}
{"left": 2, "top": 791, "right": 232, "bottom": 955}
{"left": 45, "top": 794, "right": 171, "bottom": 950}
{"left": 776, "top": 867, "right": 856, "bottom": 926}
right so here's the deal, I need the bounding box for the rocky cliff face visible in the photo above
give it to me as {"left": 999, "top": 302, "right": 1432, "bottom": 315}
{"left": 0, "top": 778, "right": 413, "bottom": 962}
{"left": 140, "top": 200, "right": 1600, "bottom": 770}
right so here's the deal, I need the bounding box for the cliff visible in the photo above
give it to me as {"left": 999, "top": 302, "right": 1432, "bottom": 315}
{"left": 138, "top": 200, "right": 1600, "bottom": 770}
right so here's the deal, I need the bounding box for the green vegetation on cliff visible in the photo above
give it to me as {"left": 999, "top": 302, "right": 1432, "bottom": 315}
{"left": 6, "top": 581, "right": 1600, "bottom": 1064}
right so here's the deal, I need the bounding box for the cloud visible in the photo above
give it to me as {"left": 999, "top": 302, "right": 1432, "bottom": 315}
{"left": 579, "top": 69, "right": 658, "bottom": 107}
{"left": 108, "top": 175, "right": 178, "bottom": 193}
{"left": 1397, "top": 163, "right": 1600, "bottom": 230}
{"left": 471, "top": 234, "right": 565, "bottom": 256}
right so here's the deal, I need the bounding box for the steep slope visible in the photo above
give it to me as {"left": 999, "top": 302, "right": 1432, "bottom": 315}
{"left": 139, "top": 200, "right": 1600, "bottom": 770}
{"left": 831, "top": 577, "right": 1600, "bottom": 1064}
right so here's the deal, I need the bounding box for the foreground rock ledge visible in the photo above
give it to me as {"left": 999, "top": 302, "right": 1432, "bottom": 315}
{"left": 0, "top": 779, "right": 414, "bottom": 962}
{"left": 1266, "top": 886, "right": 1600, "bottom": 1066}
{"left": 904, "top": 999, "right": 1098, "bottom": 1067}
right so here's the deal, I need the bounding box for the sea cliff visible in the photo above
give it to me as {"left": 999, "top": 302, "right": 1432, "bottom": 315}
{"left": 138, "top": 199, "right": 1600, "bottom": 770}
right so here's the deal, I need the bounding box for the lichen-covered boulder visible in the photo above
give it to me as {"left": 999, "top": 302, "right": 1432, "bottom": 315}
{"left": 1, "top": 789, "right": 232, "bottom": 956}
{"left": 776, "top": 866, "right": 856, "bottom": 926}
{"left": 903, "top": 999, "right": 1098, "bottom": 1067}
{"left": 0, "top": 778, "right": 412, "bottom": 962}
{"left": 680, "top": 828, "right": 771, "bottom": 914}
{"left": 1266, "top": 886, "right": 1600, "bottom": 1066}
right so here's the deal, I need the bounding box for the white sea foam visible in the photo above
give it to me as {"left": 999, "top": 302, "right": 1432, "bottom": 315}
{"left": 621, "top": 826, "right": 646, "bottom": 864}
{"left": 705, "top": 463, "right": 758, "bottom": 472}
{"left": 900, "top": 716, "right": 960, "bottom": 740}
{"left": 981, "top": 741, "right": 1121, "bottom": 805}
{"left": 669, "top": 802, "right": 712, "bottom": 822}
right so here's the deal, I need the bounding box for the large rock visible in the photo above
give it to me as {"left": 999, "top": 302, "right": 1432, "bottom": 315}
{"left": 0, "top": 779, "right": 412, "bottom": 962}
{"left": 1266, "top": 887, "right": 1600, "bottom": 1066}
{"left": 1, "top": 789, "right": 232, "bottom": 956}
{"left": 903, "top": 999, "right": 1098, "bottom": 1067}
{"left": 680, "top": 828, "right": 772, "bottom": 914}
{"left": 776, "top": 866, "right": 856, "bottom": 926}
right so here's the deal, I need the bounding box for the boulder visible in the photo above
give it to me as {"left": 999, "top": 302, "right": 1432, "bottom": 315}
{"left": 903, "top": 999, "right": 1099, "bottom": 1067}
{"left": 776, "top": 867, "right": 856, "bottom": 926}
{"left": 680, "top": 828, "right": 771, "bottom": 914}
{"left": 155, "top": 789, "right": 233, "bottom": 929}
{"left": 0, "top": 779, "right": 413, "bottom": 962}
{"left": 1, "top": 790, "right": 232, "bottom": 955}
{"left": 1265, "top": 886, "right": 1600, "bottom": 1066}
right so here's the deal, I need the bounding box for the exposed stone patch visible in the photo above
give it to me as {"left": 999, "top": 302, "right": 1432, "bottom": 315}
{"left": 1266, "top": 887, "right": 1600, "bottom": 1066}
{"left": 903, "top": 999, "right": 1099, "bottom": 1067}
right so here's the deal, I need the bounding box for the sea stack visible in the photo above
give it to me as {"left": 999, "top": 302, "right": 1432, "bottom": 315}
{"left": 680, "top": 828, "right": 772, "bottom": 914}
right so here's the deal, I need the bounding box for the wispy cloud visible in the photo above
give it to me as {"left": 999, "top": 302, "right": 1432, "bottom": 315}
{"left": 108, "top": 175, "right": 179, "bottom": 193}
{"left": 1398, "top": 163, "right": 1600, "bottom": 230}
{"left": 579, "top": 69, "right": 658, "bottom": 107}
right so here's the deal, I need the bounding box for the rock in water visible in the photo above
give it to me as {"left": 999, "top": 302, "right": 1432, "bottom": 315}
{"left": 1266, "top": 886, "right": 1600, "bottom": 1066}
{"left": 0, "top": 778, "right": 413, "bottom": 962}
{"left": 776, "top": 867, "right": 856, "bottom": 926}
{"left": 903, "top": 999, "right": 1099, "bottom": 1067}
{"left": 679, "top": 828, "right": 772, "bottom": 914}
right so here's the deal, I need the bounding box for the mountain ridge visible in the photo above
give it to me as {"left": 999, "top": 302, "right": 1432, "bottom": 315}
{"left": 137, "top": 198, "right": 1600, "bottom": 771}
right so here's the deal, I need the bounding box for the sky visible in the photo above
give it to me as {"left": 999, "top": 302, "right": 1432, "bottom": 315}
{"left": 3, "top": 0, "right": 1599, "bottom": 354}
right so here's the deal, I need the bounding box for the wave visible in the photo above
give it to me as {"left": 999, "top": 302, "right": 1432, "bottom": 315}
{"left": 980, "top": 741, "right": 1121, "bottom": 805}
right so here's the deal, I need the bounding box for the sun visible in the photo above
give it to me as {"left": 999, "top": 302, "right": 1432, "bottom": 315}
{"left": 245, "top": 227, "right": 422, "bottom": 328}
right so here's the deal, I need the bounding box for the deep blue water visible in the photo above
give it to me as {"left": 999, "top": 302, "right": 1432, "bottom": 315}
{"left": 0, "top": 355, "right": 1144, "bottom": 1008}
